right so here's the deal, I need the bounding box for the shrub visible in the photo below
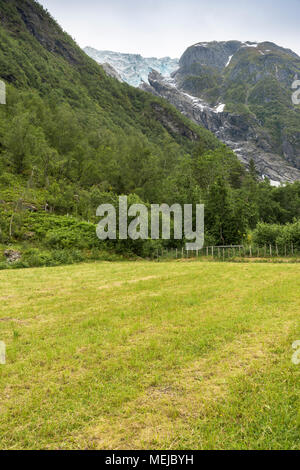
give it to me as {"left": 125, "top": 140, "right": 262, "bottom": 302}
{"left": 252, "top": 220, "right": 300, "bottom": 250}
{"left": 252, "top": 222, "right": 283, "bottom": 246}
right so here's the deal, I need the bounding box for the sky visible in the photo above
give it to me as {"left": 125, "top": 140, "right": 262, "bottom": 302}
{"left": 39, "top": 0, "right": 300, "bottom": 58}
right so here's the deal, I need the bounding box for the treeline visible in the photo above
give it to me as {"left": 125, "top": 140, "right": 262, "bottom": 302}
{"left": 0, "top": 85, "right": 299, "bottom": 258}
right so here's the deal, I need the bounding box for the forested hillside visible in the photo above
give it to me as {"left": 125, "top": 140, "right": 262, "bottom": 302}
{"left": 0, "top": 0, "right": 299, "bottom": 267}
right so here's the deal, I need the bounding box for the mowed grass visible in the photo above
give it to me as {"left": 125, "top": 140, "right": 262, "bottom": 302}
{"left": 0, "top": 261, "right": 300, "bottom": 450}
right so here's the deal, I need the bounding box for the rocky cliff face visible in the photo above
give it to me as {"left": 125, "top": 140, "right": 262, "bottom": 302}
{"left": 179, "top": 40, "right": 243, "bottom": 72}
{"left": 141, "top": 70, "right": 300, "bottom": 184}
{"left": 140, "top": 40, "right": 300, "bottom": 183}
{"left": 100, "top": 63, "right": 122, "bottom": 82}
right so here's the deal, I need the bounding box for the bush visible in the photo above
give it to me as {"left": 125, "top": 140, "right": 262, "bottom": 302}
{"left": 252, "top": 220, "right": 300, "bottom": 250}
{"left": 19, "top": 213, "right": 101, "bottom": 249}
{"left": 276, "top": 220, "right": 300, "bottom": 250}
{"left": 252, "top": 222, "right": 283, "bottom": 246}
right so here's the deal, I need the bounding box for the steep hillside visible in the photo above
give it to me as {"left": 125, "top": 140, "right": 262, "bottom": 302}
{"left": 0, "top": 0, "right": 242, "bottom": 204}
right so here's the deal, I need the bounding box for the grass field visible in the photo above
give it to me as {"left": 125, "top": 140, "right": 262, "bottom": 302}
{"left": 0, "top": 261, "right": 300, "bottom": 450}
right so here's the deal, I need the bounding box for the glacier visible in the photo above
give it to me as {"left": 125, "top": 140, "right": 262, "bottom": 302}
{"left": 84, "top": 47, "right": 179, "bottom": 87}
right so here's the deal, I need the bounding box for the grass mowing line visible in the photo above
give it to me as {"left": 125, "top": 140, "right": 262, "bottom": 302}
{"left": 98, "top": 276, "right": 161, "bottom": 290}
{"left": 176, "top": 332, "right": 300, "bottom": 450}
{"left": 73, "top": 319, "right": 297, "bottom": 450}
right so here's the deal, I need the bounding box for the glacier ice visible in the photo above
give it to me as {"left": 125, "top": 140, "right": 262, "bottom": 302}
{"left": 84, "top": 47, "right": 179, "bottom": 87}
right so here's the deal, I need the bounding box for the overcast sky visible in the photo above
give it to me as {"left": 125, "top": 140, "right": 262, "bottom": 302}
{"left": 39, "top": 0, "right": 300, "bottom": 58}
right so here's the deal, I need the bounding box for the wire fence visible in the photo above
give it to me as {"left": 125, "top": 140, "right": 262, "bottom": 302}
{"left": 154, "top": 244, "right": 299, "bottom": 261}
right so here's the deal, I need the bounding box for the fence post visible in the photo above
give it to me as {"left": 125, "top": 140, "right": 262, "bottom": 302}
{"left": 276, "top": 244, "right": 279, "bottom": 257}
{"left": 250, "top": 245, "right": 252, "bottom": 257}
{"left": 291, "top": 243, "right": 294, "bottom": 256}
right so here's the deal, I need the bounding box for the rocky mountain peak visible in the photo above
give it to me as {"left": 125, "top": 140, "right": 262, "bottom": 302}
{"left": 179, "top": 40, "right": 243, "bottom": 71}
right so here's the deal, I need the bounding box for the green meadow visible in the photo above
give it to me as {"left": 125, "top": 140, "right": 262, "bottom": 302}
{"left": 0, "top": 261, "right": 300, "bottom": 450}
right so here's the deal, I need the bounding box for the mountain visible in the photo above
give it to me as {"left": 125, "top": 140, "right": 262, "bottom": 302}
{"left": 141, "top": 41, "right": 300, "bottom": 183}
{"left": 84, "top": 47, "right": 179, "bottom": 87}
{"left": 92, "top": 40, "right": 300, "bottom": 183}
{"left": 141, "top": 69, "right": 300, "bottom": 184}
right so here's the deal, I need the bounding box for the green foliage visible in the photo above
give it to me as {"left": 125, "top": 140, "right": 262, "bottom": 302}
{"left": 253, "top": 220, "right": 300, "bottom": 249}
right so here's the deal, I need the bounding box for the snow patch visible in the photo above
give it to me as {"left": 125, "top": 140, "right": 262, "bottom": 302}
{"left": 270, "top": 180, "right": 281, "bottom": 187}
{"left": 225, "top": 55, "right": 233, "bottom": 67}
{"left": 242, "top": 42, "right": 258, "bottom": 49}
{"left": 181, "top": 93, "right": 226, "bottom": 114}
{"left": 215, "top": 103, "right": 225, "bottom": 113}
{"left": 262, "top": 175, "right": 281, "bottom": 187}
